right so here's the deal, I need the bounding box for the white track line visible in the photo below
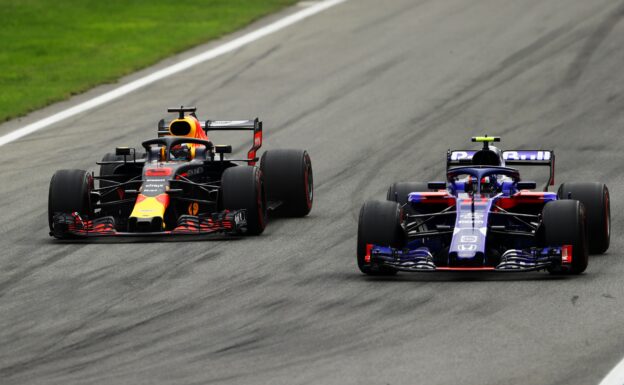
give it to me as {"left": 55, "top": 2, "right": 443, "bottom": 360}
{"left": 599, "top": 357, "right": 624, "bottom": 385}
{"left": 0, "top": 0, "right": 348, "bottom": 147}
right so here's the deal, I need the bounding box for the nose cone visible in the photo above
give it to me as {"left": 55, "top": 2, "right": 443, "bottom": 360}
{"left": 129, "top": 194, "right": 169, "bottom": 232}
{"left": 129, "top": 216, "right": 164, "bottom": 233}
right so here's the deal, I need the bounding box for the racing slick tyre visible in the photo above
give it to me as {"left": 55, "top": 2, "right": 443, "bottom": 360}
{"left": 260, "top": 149, "right": 313, "bottom": 217}
{"left": 48, "top": 169, "right": 94, "bottom": 238}
{"left": 99, "top": 153, "right": 122, "bottom": 190}
{"left": 99, "top": 151, "right": 145, "bottom": 189}
{"left": 386, "top": 182, "right": 429, "bottom": 206}
{"left": 99, "top": 153, "right": 125, "bottom": 210}
{"left": 222, "top": 166, "right": 267, "bottom": 235}
{"left": 99, "top": 153, "right": 142, "bottom": 218}
{"left": 387, "top": 182, "right": 430, "bottom": 220}
{"left": 541, "top": 200, "right": 589, "bottom": 275}
{"left": 357, "top": 200, "right": 405, "bottom": 276}
{"left": 557, "top": 182, "right": 610, "bottom": 254}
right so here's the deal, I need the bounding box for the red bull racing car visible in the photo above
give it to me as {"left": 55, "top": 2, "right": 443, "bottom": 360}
{"left": 357, "top": 136, "right": 610, "bottom": 275}
{"left": 48, "top": 106, "right": 313, "bottom": 238}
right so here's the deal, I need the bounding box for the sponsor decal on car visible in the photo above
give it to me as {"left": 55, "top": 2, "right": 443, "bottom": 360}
{"left": 188, "top": 202, "right": 199, "bottom": 215}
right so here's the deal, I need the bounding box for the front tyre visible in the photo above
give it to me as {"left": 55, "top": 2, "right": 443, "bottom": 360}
{"left": 542, "top": 200, "right": 589, "bottom": 275}
{"left": 221, "top": 166, "right": 267, "bottom": 235}
{"left": 558, "top": 182, "right": 610, "bottom": 254}
{"left": 48, "top": 169, "right": 94, "bottom": 238}
{"left": 357, "top": 200, "right": 405, "bottom": 276}
{"left": 260, "top": 149, "right": 313, "bottom": 217}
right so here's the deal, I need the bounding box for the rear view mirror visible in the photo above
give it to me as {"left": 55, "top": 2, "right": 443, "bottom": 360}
{"left": 517, "top": 181, "right": 537, "bottom": 190}
{"left": 116, "top": 147, "right": 131, "bottom": 156}
{"left": 215, "top": 145, "right": 232, "bottom": 154}
{"left": 428, "top": 181, "right": 446, "bottom": 190}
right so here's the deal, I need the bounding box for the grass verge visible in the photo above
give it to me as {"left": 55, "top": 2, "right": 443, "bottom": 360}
{"left": 0, "top": 0, "right": 298, "bottom": 122}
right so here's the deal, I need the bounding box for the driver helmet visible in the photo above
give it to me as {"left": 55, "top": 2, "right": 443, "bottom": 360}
{"left": 480, "top": 176, "right": 498, "bottom": 194}
{"left": 170, "top": 144, "right": 191, "bottom": 161}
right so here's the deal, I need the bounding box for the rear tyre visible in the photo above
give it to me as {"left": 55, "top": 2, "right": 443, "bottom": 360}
{"left": 48, "top": 169, "right": 93, "bottom": 238}
{"left": 387, "top": 182, "right": 429, "bottom": 216}
{"left": 99, "top": 153, "right": 125, "bottom": 211}
{"left": 557, "top": 182, "right": 610, "bottom": 254}
{"left": 99, "top": 153, "right": 143, "bottom": 218}
{"left": 222, "top": 166, "right": 267, "bottom": 235}
{"left": 386, "top": 182, "right": 429, "bottom": 205}
{"left": 260, "top": 149, "right": 313, "bottom": 217}
{"left": 99, "top": 153, "right": 122, "bottom": 189}
{"left": 542, "top": 200, "right": 588, "bottom": 275}
{"left": 357, "top": 200, "right": 405, "bottom": 276}
{"left": 99, "top": 152, "right": 145, "bottom": 187}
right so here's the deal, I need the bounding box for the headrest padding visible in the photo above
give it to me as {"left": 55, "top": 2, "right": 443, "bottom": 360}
{"left": 472, "top": 150, "right": 501, "bottom": 166}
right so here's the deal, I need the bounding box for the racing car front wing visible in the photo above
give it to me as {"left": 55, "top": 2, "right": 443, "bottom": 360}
{"left": 50, "top": 210, "right": 247, "bottom": 238}
{"left": 366, "top": 244, "right": 573, "bottom": 273}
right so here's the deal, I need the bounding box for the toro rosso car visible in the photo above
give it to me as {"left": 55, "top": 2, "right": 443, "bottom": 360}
{"left": 48, "top": 106, "right": 313, "bottom": 238}
{"left": 357, "top": 136, "right": 610, "bottom": 275}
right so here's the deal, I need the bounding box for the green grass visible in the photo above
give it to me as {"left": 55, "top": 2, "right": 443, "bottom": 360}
{"left": 0, "top": 0, "right": 297, "bottom": 122}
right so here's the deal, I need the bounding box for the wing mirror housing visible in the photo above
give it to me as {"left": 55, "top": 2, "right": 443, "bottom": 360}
{"left": 116, "top": 147, "right": 132, "bottom": 156}
{"left": 517, "top": 181, "right": 537, "bottom": 190}
{"left": 428, "top": 181, "right": 446, "bottom": 190}
{"left": 214, "top": 145, "right": 232, "bottom": 154}
{"left": 214, "top": 145, "right": 232, "bottom": 161}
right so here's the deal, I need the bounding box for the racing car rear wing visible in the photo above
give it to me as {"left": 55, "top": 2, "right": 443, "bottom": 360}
{"left": 158, "top": 118, "right": 263, "bottom": 165}
{"left": 447, "top": 150, "right": 555, "bottom": 191}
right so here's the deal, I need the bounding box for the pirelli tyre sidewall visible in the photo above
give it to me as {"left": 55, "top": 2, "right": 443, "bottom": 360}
{"left": 557, "top": 182, "right": 610, "bottom": 254}
{"left": 542, "top": 200, "right": 588, "bottom": 275}
{"left": 357, "top": 200, "right": 405, "bottom": 276}
{"left": 221, "top": 166, "right": 267, "bottom": 235}
{"left": 48, "top": 169, "right": 94, "bottom": 238}
{"left": 260, "top": 149, "right": 313, "bottom": 217}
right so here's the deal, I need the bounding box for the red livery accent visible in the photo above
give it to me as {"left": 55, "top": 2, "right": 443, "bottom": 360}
{"left": 155, "top": 194, "right": 169, "bottom": 206}
{"left": 146, "top": 168, "right": 172, "bottom": 176}
{"left": 365, "top": 244, "right": 373, "bottom": 264}
{"left": 562, "top": 245, "right": 573, "bottom": 264}
{"left": 419, "top": 192, "right": 448, "bottom": 197}
{"left": 247, "top": 130, "right": 262, "bottom": 166}
{"left": 193, "top": 118, "right": 205, "bottom": 139}
{"left": 461, "top": 197, "right": 488, "bottom": 205}
{"left": 66, "top": 215, "right": 116, "bottom": 235}
{"left": 172, "top": 214, "right": 235, "bottom": 234}
{"left": 496, "top": 191, "right": 549, "bottom": 210}
{"left": 416, "top": 192, "right": 455, "bottom": 205}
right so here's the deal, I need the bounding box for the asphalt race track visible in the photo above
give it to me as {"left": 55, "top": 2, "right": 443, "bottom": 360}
{"left": 1, "top": 1, "right": 624, "bottom": 384}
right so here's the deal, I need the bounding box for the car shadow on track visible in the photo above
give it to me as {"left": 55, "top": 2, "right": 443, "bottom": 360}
{"left": 41, "top": 234, "right": 245, "bottom": 244}
{"left": 365, "top": 273, "right": 568, "bottom": 282}
{"left": 39, "top": 215, "right": 302, "bottom": 244}
{"left": 337, "top": 271, "right": 570, "bottom": 283}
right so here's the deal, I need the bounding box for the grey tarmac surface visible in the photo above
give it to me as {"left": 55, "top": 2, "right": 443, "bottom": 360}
{"left": 1, "top": 1, "right": 624, "bottom": 384}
